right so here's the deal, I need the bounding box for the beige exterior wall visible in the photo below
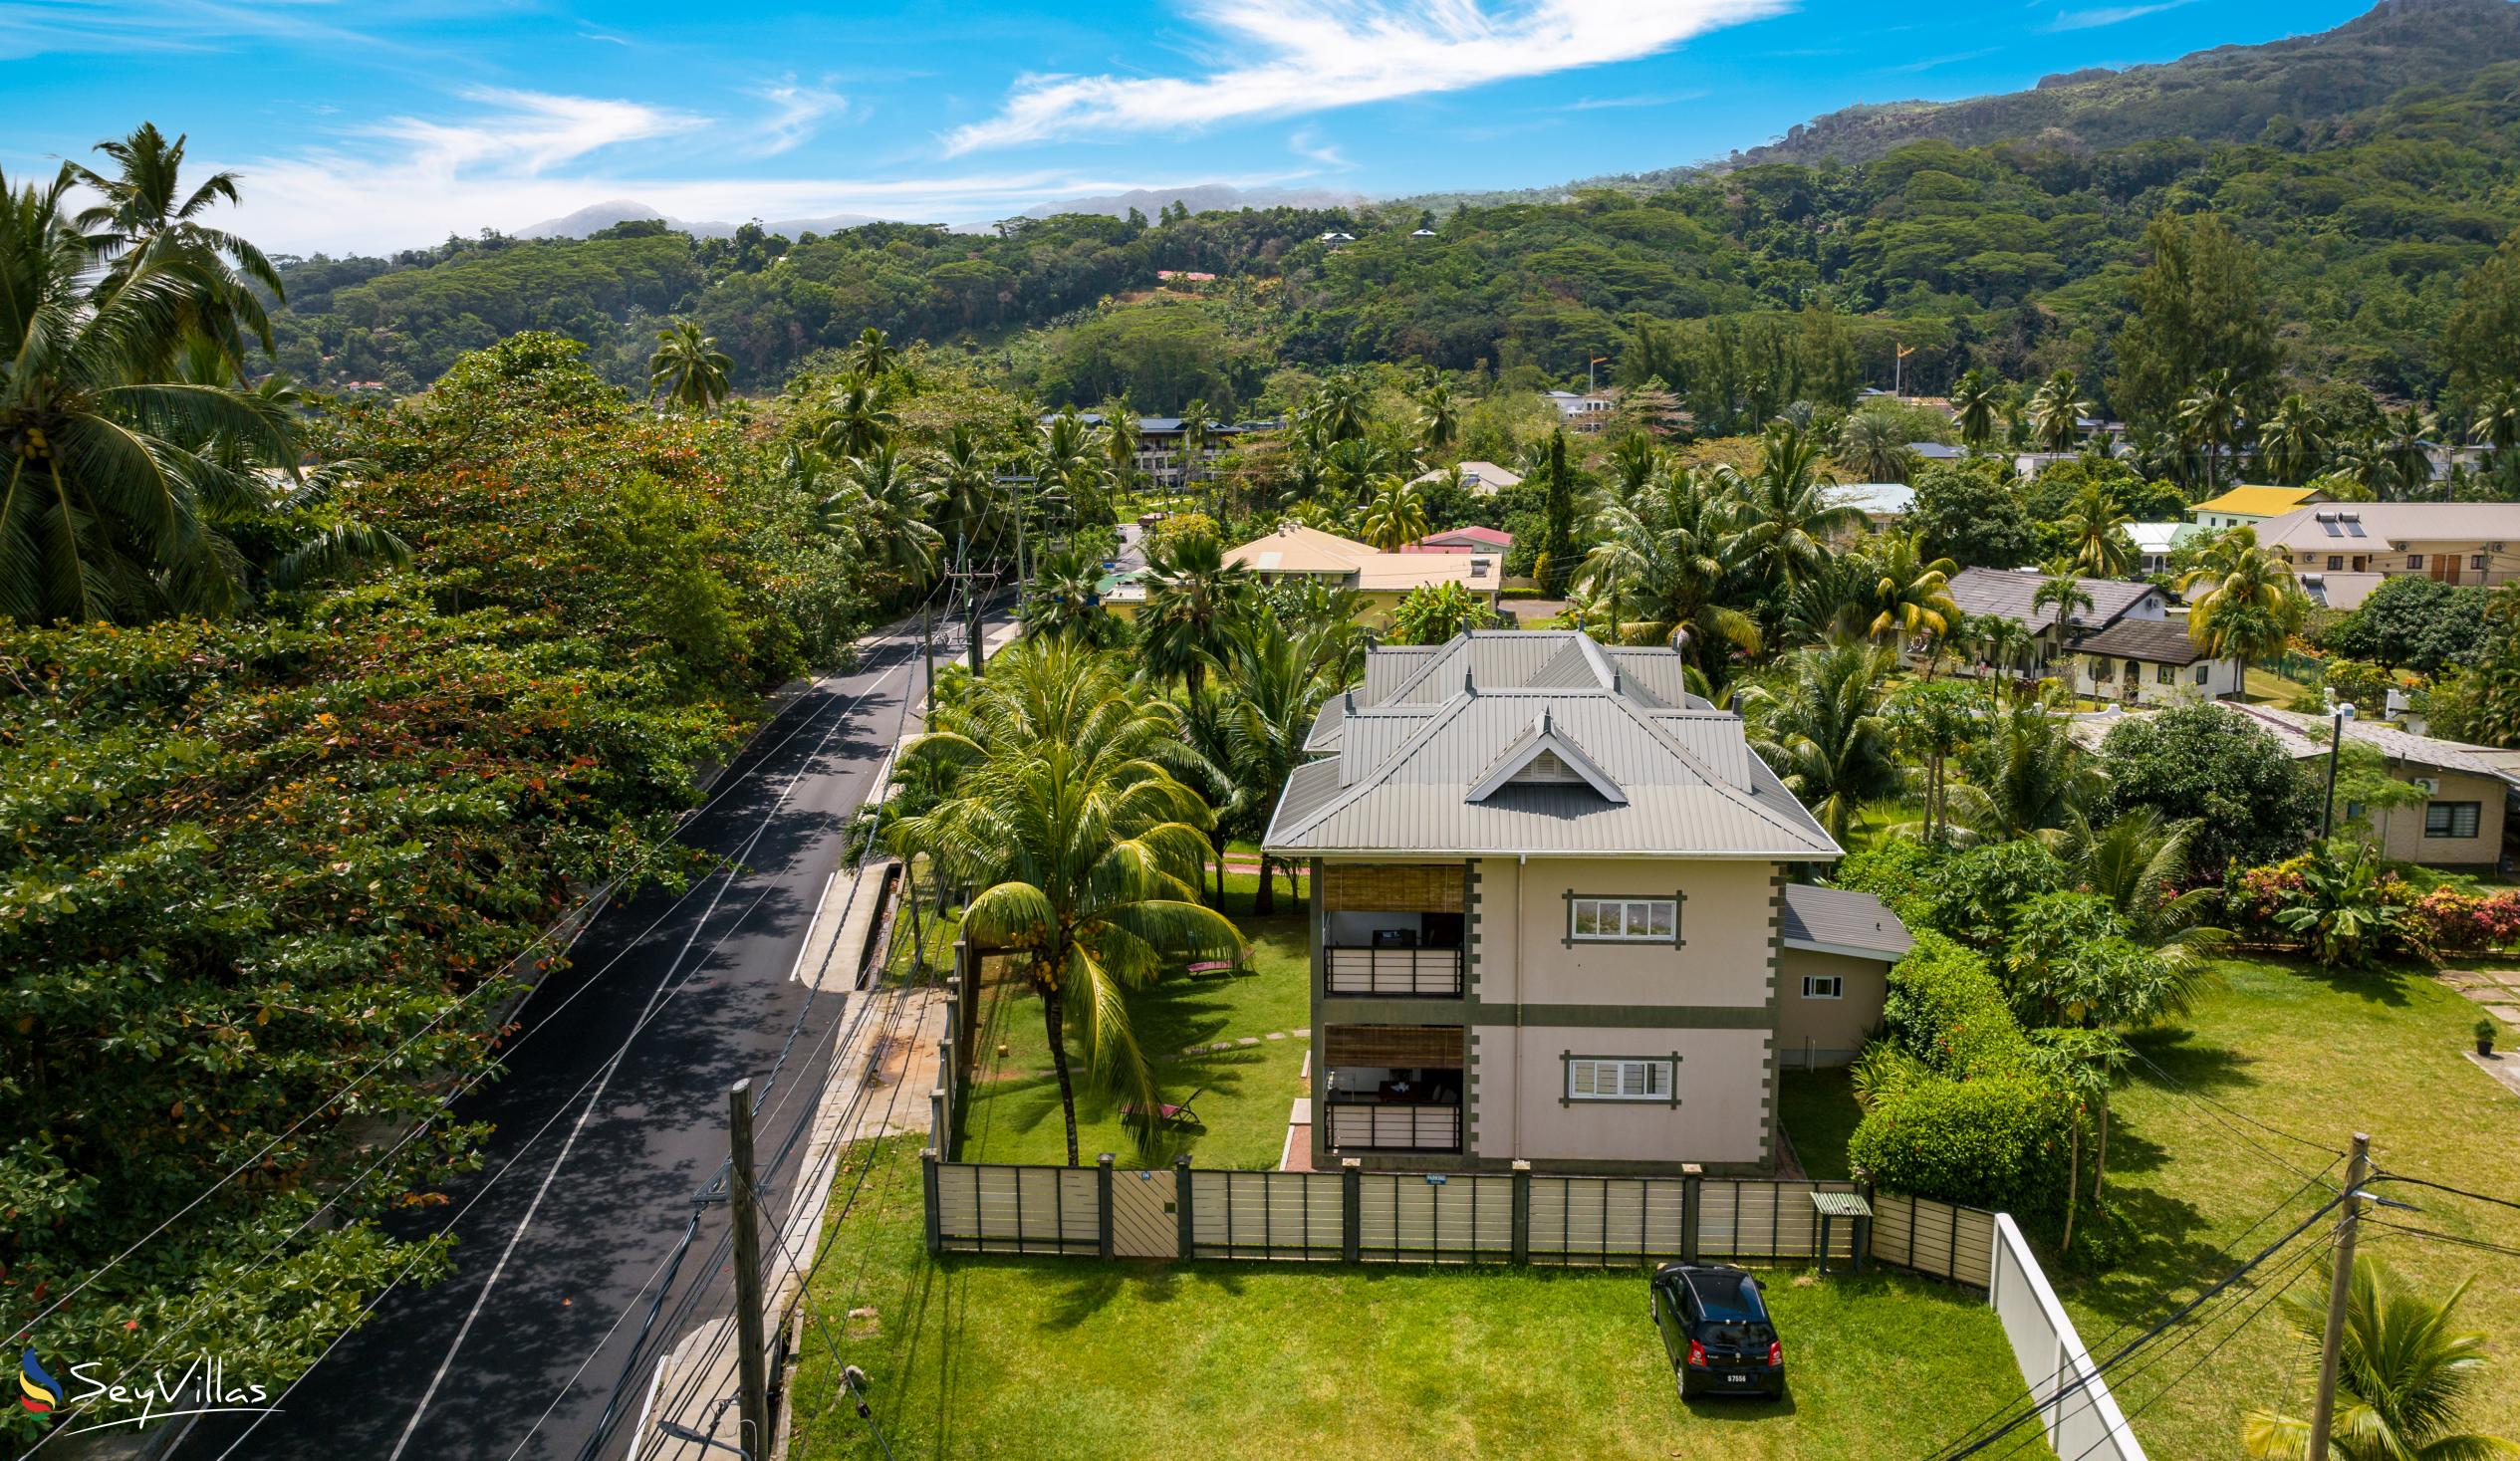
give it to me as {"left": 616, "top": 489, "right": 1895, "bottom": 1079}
{"left": 2370, "top": 768, "right": 2507, "bottom": 866}
{"left": 1468, "top": 1025, "right": 1772, "bottom": 1165}
{"left": 2283, "top": 542, "right": 2520, "bottom": 589}
{"left": 1775, "top": 949, "right": 1890, "bottom": 1068}
{"left": 1464, "top": 857, "right": 1782, "bottom": 1168}
{"left": 1471, "top": 856, "right": 1777, "bottom": 1010}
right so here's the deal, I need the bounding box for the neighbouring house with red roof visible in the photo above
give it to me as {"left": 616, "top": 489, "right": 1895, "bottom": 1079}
{"left": 1402, "top": 526, "right": 1513, "bottom": 555}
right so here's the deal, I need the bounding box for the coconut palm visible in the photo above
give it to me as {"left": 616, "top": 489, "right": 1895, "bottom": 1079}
{"left": 2032, "top": 572, "right": 2097, "bottom": 674}
{"left": 820, "top": 372, "right": 897, "bottom": 457}
{"left": 2028, "top": 370, "right": 2091, "bottom": 454}
{"left": 1888, "top": 678, "right": 1988, "bottom": 843}
{"left": 1214, "top": 607, "right": 1349, "bottom": 914}
{"left": 1020, "top": 543, "right": 1119, "bottom": 645}
{"left": 647, "top": 319, "right": 732, "bottom": 411}
{"left": 2179, "top": 525, "right": 2306, "bottom": 692}
{"left": 897, "top": 641, "right": 1244, "bottom": 1164}
{"left": 1306, "top": 370, "right": 1372, "bottom": 443}
{"left": 2064, "top": 808, "right": 2227, "bottom": 972}
{"left": 925, "top": 420, "right": 1000, "bottom": 561}
{"left": 1949, "top": 697, "right": 2099, "bottom": 841}
{"left": 2468, "top": 381, "right": 2520, "bottom": 464}
{"left": 1176, "top": 398, "right": 1215, "bottom": 497}
{"left": 1573, "top": 463, "right": 1760, "bottom": 674}
{"left": 2258, "top": 393, "right": 2329, "bottom": 485}
{"left": 845, "top": 325, "right": 898, "bottom": 379}
{"left": 1950, "top": 369, "right": 2001, "bottom": 453}
{"left": 1859, "top": 531, "right": 1959, "bottom": 648}
{"left": 1359, "top": 475, "right": 1429, "bottom": 551}
{"left": 817, "top": 442, "right": 943, "bottom": 590}
{"left": 71, "top": 122, "right": 284, "bottom": 368}
{"left": 1837, "top": 408, "right": 1916, "bottom": 483}
{"left": 1097, "top": 409, "right": 1142, "bottom": 487}
{"left": 1, "top": 162, "right": 301, "bottom": 623}
{"left": 1417, "top": 377, "right": 1459, "bottom": 453}
{"left": 2244, "top": 1256, "right": 2519, "bottom": 1460}
{"left": 1743, "top": 641, "right": 1900, "bottom": 842}
{"left": 2381, "top": 402, "right": 2438, "bottom": 500}
{"left": 2176, "top": 367, "right": 2250, "bottom": 496}
{"left": 1136, "top": 530, "right": 1249, "bottom": 695}
{"left": 2062, "top": 483, "right": 2136, "bottom": 577}
{"left": 1732, "top": 418, "right": 1862, "bottom": 589}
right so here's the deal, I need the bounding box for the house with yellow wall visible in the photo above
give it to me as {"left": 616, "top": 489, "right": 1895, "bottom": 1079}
{"left": 1223, "top": 521, "right": 1502, "bottom": 622}
{"left": 2189, "top": 485, "right": 2328, "bottom": 532}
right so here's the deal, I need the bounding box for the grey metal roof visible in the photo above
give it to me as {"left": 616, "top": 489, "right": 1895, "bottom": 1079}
{"left": 1782, "top": 884, "right": 1913, "bottom": 962}
{"left": 1264, "top": 666, "right": 1839, "bottom": 857}
{"left": 1360, "top": 630, "right": 1707, "bottom": 709}
{"left": 1607, "top": 648, "right": 1707, "bottom": 709}
{"left": 2069, "top": 617, "right": 2205, "bottom": 666}
{"left": 1304, "top": 694, "right": 1348, "bottom": 754}
{"left": 1946, "top": 567, "right": 2160, "bottom": 633}
{"left": 2233, "top": 704, "right": 2518, "bottom": 781}
{"left": 1361, "top": 647, "right": 1439, "bottom": 703}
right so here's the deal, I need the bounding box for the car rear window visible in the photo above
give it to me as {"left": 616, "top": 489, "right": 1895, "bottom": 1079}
{"left": 1685, "top": 1271, "right": 1768, "bottom": 1323}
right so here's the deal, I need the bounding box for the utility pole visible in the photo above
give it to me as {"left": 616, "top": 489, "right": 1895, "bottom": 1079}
{"left": 2320, "top": 698, "right": 2354, "bottom": 839}
{"left": 2307, "top": 1131, "right": 2371, "bottom": 1461}
{"left": 918, "top": 605, "right": 934, "bottom": 717}
{"left": 726, "top": 1080, "right": 772, "bottom": 1461}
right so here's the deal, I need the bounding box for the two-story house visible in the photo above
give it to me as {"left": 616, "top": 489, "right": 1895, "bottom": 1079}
{"left": 2254, "top": 502, "right": 2520, "bottom": 610}
{"left": 1264, "top": 631, "right": 1913, "bottom": 1176}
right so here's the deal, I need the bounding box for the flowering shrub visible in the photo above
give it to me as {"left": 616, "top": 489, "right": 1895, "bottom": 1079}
{"left": 2414, "top": 888, "right": 2520, "bottom": 953}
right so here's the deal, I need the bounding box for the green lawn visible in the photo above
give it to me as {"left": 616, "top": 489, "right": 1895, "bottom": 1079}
{"left": 955, "top": 873, "right": 1314, "bottom": 1170}
{"left": 1783, "top": 953, "right": 2520, "bottom": 1458}
{"left": 790, "top": 1135, "right": 2040, "bottom": 1461}
{"left": 1777, "top": 1069, "right": 1861, "bottom": 1181}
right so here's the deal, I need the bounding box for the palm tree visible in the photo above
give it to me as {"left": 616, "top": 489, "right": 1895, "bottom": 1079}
{"left": 647, "top": 319, "right": 732, "bottom": 411}
{"left": 2244, "top": 1257, "right": 2518, "bottom": 1460}
{"left": 2031, "top": 572, "right": 2097, "bottom": 676}
{"left": 1743, "top": 642, "right": 1900, "bottom": 842}
{"left": 1097, "top": 409, "right": 1142, "bottom": 489}
{"left": 2027, "top": 370, "right": 2090, "bottom": 454}
{"left": 817, "top": 442, "right": 943, "bottom": 591}
{"left": 820, "top": 372, "right": 897, "bottom": 457}
{"left": 2064, "top": 809, "right": 2226, "bottom": 975}
{"left": 71, "top": 122, "right": 284, "bottom": 369}
{"left": 1359, "top": 476, "right": 1429, "bottom": 551}
{"left": 2468, "top": 380, "right": 2520, "bottom": 467}
{"left": 1136, "top": 530, "right": 1249, "bottom": 695}
{"left": 1306, "top": 371, "right": 1372, "bottom": 443}
{"left": 1859, "top": 531, "right": 1959, "bottom": 649}
{"left": 1975, "top": 613, "right": 2037, "bottom": 685}
{"left": 1837, "top": 409, "right": 1916, "bottom": 483}
{"left": 1733, "top": 419, "right": 1862, "bottom": 589}
{"left": 2381, "top": 403, "right": 2438, "bottom": 500}
{"left": 1950, "top": 369, "right": 2002, "bottom": 453}
{"left": 1949, "top": 697, "right": 2098, "bottom": 842}
{"left": 1214, "top": 608, "right": 1348, "bottom": 914}
{"left": 1, "top": 162, "right": 299, "bottom": 623}
{"left": 2062, "top": 483, "right": 2135, "bottom": 577}
{"left": 1888, "top": 678, "right": 1988, "bottom": 843}
{"left": 1020, "top": 543, "right": 1119, "bottom": 644}
{"left": 1176, "top": 398, "right": 1215, "bottom": 501}
{"left": 1417, "top": 377, "right": 1458, "bottom": 453}
{"left": 845, "top": 325, "right": 898, "bottom": 378}
{"left": 2175, "top": 367, "right": 2250, "bottom": 496}
{"left": 925, "top": 420, "right": 1000, "bottom": 562}
{"left": 1573, "top": 463, "right": 1760, "bottom": 675}
{"left": 2258, "top": 393, "right": 2328, "bottom": 485}
{"left": 2179, "top": 525, "right": 2306, "bottom": 695}
{"left": 898, "top": 642, "right": 1244, "bottom": 1164}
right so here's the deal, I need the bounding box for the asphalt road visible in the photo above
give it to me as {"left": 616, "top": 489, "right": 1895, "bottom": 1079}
{"left": 184, "top": 616, "right": 964, "bottom": 1461}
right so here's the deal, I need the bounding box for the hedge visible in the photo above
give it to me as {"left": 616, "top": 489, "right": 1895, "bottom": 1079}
{"left": 1877, "top": 930, "right": 2034, "bottom": 1078}
{"left": 1849, "top": 1074, "right": 2078, "bottom": 1221}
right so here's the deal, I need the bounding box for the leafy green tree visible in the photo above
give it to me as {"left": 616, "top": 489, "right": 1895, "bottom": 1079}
{"left": 1359, "top": 475, "right": 1429, "bottom": 551}
{"left": 1136, "top": 530, "right": 1249, "bottom": 695}
{"left": 2244, "top": 1256, "right": 2518, "bottom": 1460}
{"left": 2174, "top": 366, "right": 2250, "bottom": 496}
{"left": 1733, "top": 418, "right": 1861, "bottom": 589}
{"left": 898, "top": 640, "right": 1243, "bottom": 1164}
{"left": 1386, "top": 579, "right": 1489, "bottom": 645}
{"left": 2112, "top": 211, "right": 2280, "bottom": 431}
{"left": 2179, "top": 523, "right": 2308, "bottom": 687}
{"left": 1836, "top": 406, "right": 1916, "bottom": 482}
{"left": 2093, "top": 702, "right": 2320, "bottom": 875}
{"left": 2027, "top": 370, "right": 2090, "bottom": 453}
{"left": 2258, "top": 392, "right": 2328, "bottom": 485}
{"left": 1214, "top": 605, "right": 1352, "bottom": 913}
{"left": 2444, "top": 227, "right": 2520, "bottom": 396}
{"left": 1950, "top": 368, "right": 2001, "bottom": 452}
{"left": 647, "top": 319, "right": 732, "bottom": 410}
{"left": 2061, "top": 483, "right": 2135, "bottom": 577}
{"left": 1531, "top": 424, "right": 1580, "bottom": 593}
{"left": 1910, "top": 458, "right": 2037, "bottom": 569}
{"left": 1, "top": 161, "right": 299, "bottom": 623}
{"left": 2320, "top": 573, "right": 2493, "bottom": 672}
{"left": 1745, "top": 641, "right": 1899, "bottom": 842}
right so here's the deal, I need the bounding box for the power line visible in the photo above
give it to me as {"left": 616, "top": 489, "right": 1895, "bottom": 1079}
{"left": 2367, "top": 1171, "right": 2520, "bottom": 1216}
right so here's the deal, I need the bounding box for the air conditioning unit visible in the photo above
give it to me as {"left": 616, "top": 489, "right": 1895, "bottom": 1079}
{"left": 2488, "top": 542, "right": 2508, "bottom": 553}
{"left": 2413, "top": 776, "right": 2441, "bottom": 795}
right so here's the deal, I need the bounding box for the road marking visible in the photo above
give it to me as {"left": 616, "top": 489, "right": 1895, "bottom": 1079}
{"left": 785, "top": 870, "right": 839, "bottom": 984}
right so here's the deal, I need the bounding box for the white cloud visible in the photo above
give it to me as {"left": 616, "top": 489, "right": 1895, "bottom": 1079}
{"left": 941, "top": 0, "right": 1791, "bottom": 154}
{"left": 751, "top": 80, "right": 849, "bottom": 155}
{"left": 371, "top": 88, "right": 707, "bottom": 177}
{"left": 1288, "top": 126, "right": 1351, "bottom": 170}
{"left": 2048, "top": 0, "right": 2188, "bottom": 31}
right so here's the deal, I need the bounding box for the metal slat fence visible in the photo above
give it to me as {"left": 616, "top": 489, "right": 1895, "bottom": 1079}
{"left": 932, "top": 1161, "right": 1101, "bottom": 1255}
{"left": 1357, "top": 1173, "right": 1514, "bottom": 1263}
{"left": 1189, "top": 1170, "right": 1345, "bottom": 1261}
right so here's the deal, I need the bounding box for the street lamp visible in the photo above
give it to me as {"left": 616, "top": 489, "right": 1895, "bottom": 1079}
{"left": 2319, "top": 693, "right": 2357, "bottom": 840}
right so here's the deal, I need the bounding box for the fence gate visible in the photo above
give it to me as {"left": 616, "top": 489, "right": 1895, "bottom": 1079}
{"left": 1110, "top": 1166, "right": 1178, "bottom": 1258}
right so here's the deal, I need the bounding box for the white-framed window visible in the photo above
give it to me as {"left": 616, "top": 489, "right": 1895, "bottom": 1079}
{"left": 2426, "top": 802, "right": 2482, "bottom": 839}
{"left": 1802, "top": 975, "right": 1844, "bottom": 1000}
{"left": 1570, "top": 896, "right": 1676, "bottom": 941}
{"left": 1567, "top": 1057, "right": 1673, "bottom": 1101}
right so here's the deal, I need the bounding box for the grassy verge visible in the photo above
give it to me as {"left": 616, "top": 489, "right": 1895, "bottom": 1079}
{"left": 1776, "top": 1069, "right": 1861, "bottom": 1181}
{"left": 1779, "top": 953, "right": 2520, "bottom": 1456}
{"left": 789, "top": 1135, "right": 2039, "bottom": 1461}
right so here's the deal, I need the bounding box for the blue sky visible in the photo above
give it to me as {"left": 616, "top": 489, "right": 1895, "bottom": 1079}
{"left": 0, "top": 0, "right": 2380, "bottom": 256}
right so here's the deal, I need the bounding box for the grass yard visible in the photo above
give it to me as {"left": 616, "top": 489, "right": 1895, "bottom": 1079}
{"left": 955, "top": 872, "right": 1314, "bottom": 1170}
{"left": 788, "top": 1135, "right": 2039, "bottom": 1461}
{"left": 1777, "top": 1069, "right": 1860, "bottom": 1181}
{"left": 1784, "top": 953, "right": 2520, "bottom": 1457}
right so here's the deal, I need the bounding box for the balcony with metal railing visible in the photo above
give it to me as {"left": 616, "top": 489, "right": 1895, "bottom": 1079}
{"left": 1322, "top": 943, "right": 1464, "bottom": 997}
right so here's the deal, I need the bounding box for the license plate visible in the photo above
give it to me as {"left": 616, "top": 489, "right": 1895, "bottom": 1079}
{"left": 1725, "top": 1373, "right": 1747, "bottom": 1383}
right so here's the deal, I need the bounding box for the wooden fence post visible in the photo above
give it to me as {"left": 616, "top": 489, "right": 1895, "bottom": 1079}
{"left": 1510, "top": 1159, "right": 1531, "bottom": 1266}
{"left": 1854, "top": 1167, "right": 1874, "bottom": 1276}
{"left": 1174, "top": 1153, "right": 1195, "bottom": 1260}
{"left": 1096, "top": 1154, "right": 1115, "bottom": 1260}
{"left": 1681, "top": 1163, "right": 1703, "bottom": 1263}
{"left": 1341, "top": 1158, "right": 1363, "bottom": 1264}
{"left": 922, "top": 1148, "right": 941, "bottom": 1255}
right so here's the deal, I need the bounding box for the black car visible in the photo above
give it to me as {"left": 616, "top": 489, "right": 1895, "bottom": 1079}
{"left": 1650, "top": 1263, "right": 1784, "bottom": 1399}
